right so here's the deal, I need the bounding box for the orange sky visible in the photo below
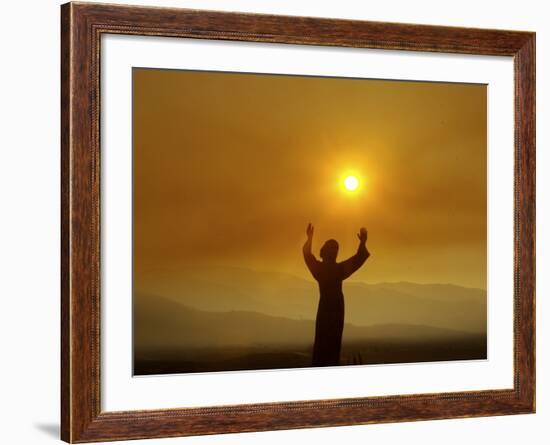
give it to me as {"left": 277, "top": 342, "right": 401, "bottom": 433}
{"left": 133, "top": 68, "right": 487, "bottom": 290}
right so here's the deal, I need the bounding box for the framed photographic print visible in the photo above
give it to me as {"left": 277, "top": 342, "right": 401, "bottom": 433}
{"left": 61, "top": 2, "right": 535, "bottom": 443}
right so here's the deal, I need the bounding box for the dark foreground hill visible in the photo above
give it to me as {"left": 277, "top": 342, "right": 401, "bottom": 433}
{"left": 134, "top": 292, "right": 486, "bottom": 375}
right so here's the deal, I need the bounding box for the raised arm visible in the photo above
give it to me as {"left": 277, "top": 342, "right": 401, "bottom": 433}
{"left": 339, "top": 227, "right": 370, "bottom": 280}
{"left": 303, "top": 223, "right": 321, "bottom": 279}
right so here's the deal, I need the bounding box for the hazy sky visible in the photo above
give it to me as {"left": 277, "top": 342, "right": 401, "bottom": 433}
{"left": 133, "top": 68, "right": 487, "bottom": 289}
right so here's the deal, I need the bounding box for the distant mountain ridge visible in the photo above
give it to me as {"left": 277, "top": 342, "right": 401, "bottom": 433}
{"left": 134, "top": 293, "right": 481, "bottom": 351}
{"left": 136, "top": 266, "right": 486, "bottom": 334}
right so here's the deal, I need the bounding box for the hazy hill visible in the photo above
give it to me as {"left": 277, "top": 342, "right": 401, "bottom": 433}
{"left": 134, "top": 292, "right": 486, "bottom": 374}
{"left": 136, "top": 266, "right": 486, "bottom": 334}
{"left": 134, "top": 293, "right": 476, "bottom": 350}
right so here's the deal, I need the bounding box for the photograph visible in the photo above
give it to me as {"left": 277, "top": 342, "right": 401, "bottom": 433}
{"left": 51, "top": 1, "right": 536, "bottom": 442}
{"left": 132, "top": 68, "right": 488, "bottom": 375}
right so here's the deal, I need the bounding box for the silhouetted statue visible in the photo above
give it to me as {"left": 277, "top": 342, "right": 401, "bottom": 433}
{"left": 303, "top": 224, "right": 370, "bottom": 367}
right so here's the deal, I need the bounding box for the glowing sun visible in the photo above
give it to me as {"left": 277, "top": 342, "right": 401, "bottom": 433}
{"left": 343, "top": 175, "right": 359, "bottom": 191}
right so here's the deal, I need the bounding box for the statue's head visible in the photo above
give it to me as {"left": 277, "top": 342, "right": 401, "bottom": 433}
{"left": 320, "top": 239, "right": 339, "bottom": 262}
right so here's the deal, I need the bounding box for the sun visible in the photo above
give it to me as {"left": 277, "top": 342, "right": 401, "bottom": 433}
{"left": 343, "top": 175, "right": 359, "bottom": 191}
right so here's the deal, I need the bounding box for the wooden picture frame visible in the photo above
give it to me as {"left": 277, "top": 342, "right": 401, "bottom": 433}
{"left": 61, "top": 2, "right": 535, "bottom": 442}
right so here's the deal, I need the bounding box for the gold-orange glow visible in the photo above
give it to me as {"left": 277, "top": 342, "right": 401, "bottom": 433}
{"left": 133, "top": 68, "right": 487, "bottom": 290}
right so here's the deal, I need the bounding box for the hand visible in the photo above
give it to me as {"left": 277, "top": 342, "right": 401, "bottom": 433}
{"left": 357, "top": 227, "right": 367, "bottom": 243}
{"left": 306, "top": 223, "right": 314, "bottom": 240}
